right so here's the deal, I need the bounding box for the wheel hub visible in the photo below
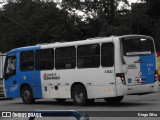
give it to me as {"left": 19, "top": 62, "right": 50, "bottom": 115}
{"left": 23, "top": 90, "right": 30, "bottom": 100}
{"left": 76, "top": 90, "right": 83, "bottom": 102}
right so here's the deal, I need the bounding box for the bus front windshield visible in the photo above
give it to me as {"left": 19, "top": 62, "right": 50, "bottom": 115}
{"left": 4, "top": 56, "right": 16, "bottom": 79}
{"left": 122, "top": 37, "right": 154, "bottom": 56}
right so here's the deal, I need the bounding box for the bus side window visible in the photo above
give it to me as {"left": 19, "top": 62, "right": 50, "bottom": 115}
{"left": 35, "top": 49, "right": 54, "bottom": 70}
{"left": 101, "top": 43, "right": 114, "bottom": 67}
{"left": 77, "top": 44, "right": 100, "bottom": 68}
{"left": 20, "top": 51, "right": 34, "bottom": 71}
{"left": 55, "top": 47, "right": 76, "bottom": 69}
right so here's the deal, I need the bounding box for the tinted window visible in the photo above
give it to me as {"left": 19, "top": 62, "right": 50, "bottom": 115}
{"left": 20, "top": 51, "right": 34, "bottom": 71}
{"left": 77, "top": 44, "right": 100, "bottom": 68}
{"left": 122, "top": 38, "right": 154, "bottom": 56}
{"left": 101, "top": 43, "right": 114, "bottom": 67}
{"left": 35, "top": 49, "right": 54, "bottom": 70}
{"left": 55, "top": 47, "right": 76, "bottom": 69}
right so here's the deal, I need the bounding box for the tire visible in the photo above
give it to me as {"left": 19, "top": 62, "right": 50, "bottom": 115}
{"left": 55, "top": 99, "right": 66, "bottom": 103}
{"left": 72, "top": 84, "right": 88, "bottom": 106}
{"left": 104, "top": 96, "right": 124, "bottom": 103}
{"left": 21, "top": 86, "right": 35, "bottom": 104}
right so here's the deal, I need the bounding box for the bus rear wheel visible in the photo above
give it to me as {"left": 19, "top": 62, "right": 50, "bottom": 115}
{"left": 104, "top": 96, "right": 124, "bottom": 103}
{"left": 21, "top": 86, "right": 35, "bottom": 104}
{"left": 72, "top": 84, "right": 89, "bottom": 106}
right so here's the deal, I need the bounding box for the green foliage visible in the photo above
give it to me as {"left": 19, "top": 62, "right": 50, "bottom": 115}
{"left": 61, "top": 0, "right": 130, "bottom": 37}
{"left": 0, "top": 0, "right": 82, "bottom": 52}
{"left": 0, "top": 0, "right": 160, "bottom": 52}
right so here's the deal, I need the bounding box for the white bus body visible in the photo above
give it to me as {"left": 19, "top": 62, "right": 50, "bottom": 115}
{"left": 4, "top": 35, "right": 159, "bottom": 105}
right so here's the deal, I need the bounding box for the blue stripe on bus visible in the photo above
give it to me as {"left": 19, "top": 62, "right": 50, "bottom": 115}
{"left": 140, "top": 52, "right": 156, "bottom": 84}
{"left": 7, "top": 45, "right": 41, "bottom": 55}
{"left": 5, "top": 45, "right": 43, "bottom": 99}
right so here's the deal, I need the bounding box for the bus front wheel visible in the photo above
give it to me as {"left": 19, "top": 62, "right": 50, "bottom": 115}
{"left": 104, "top": 96, "right": 124, "bottom": 103}
{"left": 21, "top": 86, "right": 35, "bottom": 104}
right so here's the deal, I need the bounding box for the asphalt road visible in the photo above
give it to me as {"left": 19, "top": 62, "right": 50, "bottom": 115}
{"left": 0, "top": 88, "right": 160, "bottom": 120}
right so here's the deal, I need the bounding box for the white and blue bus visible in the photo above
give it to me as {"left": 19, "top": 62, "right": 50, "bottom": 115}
{"left": 3, "top": 35, "right": 159, "bottom": 105}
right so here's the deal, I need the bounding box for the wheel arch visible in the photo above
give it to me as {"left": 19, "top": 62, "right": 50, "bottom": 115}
{"left": 71, "top": 82, "right": 87, "bottom": 98}
{"left": 20, "top": 83, "right": 32, "bottom": 97}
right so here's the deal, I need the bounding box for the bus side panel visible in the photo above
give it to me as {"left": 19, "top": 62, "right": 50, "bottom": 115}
{"left": 5, "top": 77, "right": 20, "bottom": 98}
{"left": 40, "top": 67, "right": 117, "bottom": 99}
{"left": 18, "top": 71, "right": 43, "bottom": 98}
{"left": 5, "top": 48, "right": 43, "bottom": 99}
{"left": 40, "top": 69, "right": 91, "bottom": 99}
{"left": 76, "top": 68, "right": 117, "bottom": 99}
{"left": 86, "top": 85, "right": 117, "bottom": 99}
{"left": 5, "top": 52, "right": 20, "bottom": 98}
{"left": 16, "top": 50, "right": 43, "bottom": 99}
{"left": 40, "top": 70, "right": 74, "bottom": 99}
{"left": 33, "top": 71, "right": 43, "bottom": 98}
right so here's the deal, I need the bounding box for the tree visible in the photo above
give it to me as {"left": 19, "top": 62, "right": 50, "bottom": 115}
{"left": 60, "top": 0, "right": 129, "bottom": 37}
{"left": 145, "top": 0, "right": 160, "bottom": 19}
{"left": 0, "top": 0, "right": 82, "bottom": 52}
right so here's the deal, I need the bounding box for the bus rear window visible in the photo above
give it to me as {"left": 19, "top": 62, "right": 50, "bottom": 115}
{"left": 122, "top": 38, "right": 154, "bottom": 56}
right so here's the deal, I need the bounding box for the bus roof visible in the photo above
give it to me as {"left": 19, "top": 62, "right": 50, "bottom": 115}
{"left": 7, "top": 35, "right": 151, "bottom": 54}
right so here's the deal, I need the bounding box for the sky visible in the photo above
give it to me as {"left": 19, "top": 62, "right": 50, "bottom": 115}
{"left": 129, "top": 0, "right": 139, "bottom": 4}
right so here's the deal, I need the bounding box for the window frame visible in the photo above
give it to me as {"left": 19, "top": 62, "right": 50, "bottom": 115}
{"left": 55, "top": 46, "right": 76, "bottom": 70}
{"left": 20, "top": 50, "right": 34, "bottom": 71}
{"left": 35, "top": 48, "right": 54, "bottom": 70}
{"left": 101, "top": 42, "right": 114, "bottom": 67}
{"left": 121, "top": 37, "right": 154, "bottom": 57}
{"left": 77, "top": 44, "right": 100, "bottom": 69}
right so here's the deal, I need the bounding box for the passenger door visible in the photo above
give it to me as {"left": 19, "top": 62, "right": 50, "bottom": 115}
{"left": 4, "top": 54, "right": 17, "bottom": 98}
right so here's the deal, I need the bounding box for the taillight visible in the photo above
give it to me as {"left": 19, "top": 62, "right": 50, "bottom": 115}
{"left": 120, "top": 73, "right": 126, "bottom": 84}
{"left": 116, "top": 73, "right": 126, "bottom": 85}
{"left": 154, "top": 70, "right": 158, "bottom": 82}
